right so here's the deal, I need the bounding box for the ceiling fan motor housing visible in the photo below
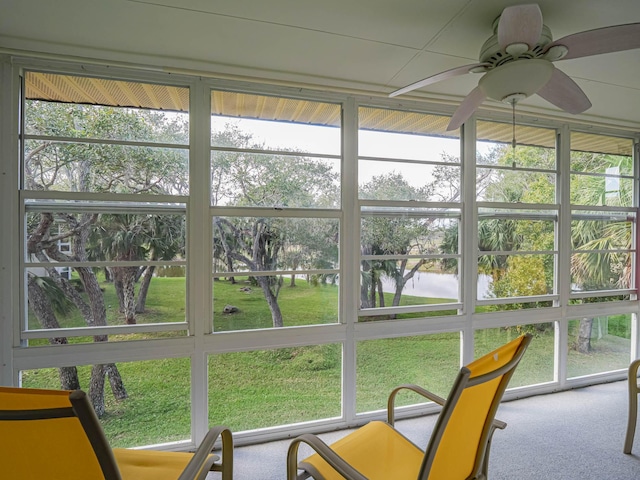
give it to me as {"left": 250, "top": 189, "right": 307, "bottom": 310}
{"left": 479, "top": 22, "right": 553, "bottom": 66}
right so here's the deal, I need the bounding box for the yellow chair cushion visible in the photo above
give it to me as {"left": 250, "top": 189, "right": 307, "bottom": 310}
{"left": 300, "top": 421, "right": 423, "bottom": 480}
{"left": 114, "top": 448, "right": 214, "bottom": 480}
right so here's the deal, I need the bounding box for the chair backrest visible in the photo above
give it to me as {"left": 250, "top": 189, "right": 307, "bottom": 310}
{"left": 0, "top": 386, "right": 122, "bottom": 480}
{"left": 419, "top": 334, "right": 532, "bottom": 480}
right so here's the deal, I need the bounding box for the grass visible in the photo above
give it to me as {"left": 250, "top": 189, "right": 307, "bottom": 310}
{"left": 21, "top": 275, "right": 633, "bottom": 447}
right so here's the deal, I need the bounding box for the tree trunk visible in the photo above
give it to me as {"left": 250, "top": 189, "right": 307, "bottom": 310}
{"left": 27, "top": 276, "right": 81, "bottom": 390}
{"left": 105, "top": 363, "right": 128, "bottom": 400}
{"left": 89, "top": 364, "right": 106, "bottom": 417}
{"left": 59, "top": 367, "right": 82, "bottom": 391}
{"left": 369, "top": 271, "right": 377, "bottom": 308}
{"left": 257, "top": 276, "right": 284, "bottom": 327}
{"left": 113, "top": 266, "right": 138, "bottom": 324}
{"left": 377, "top": 279, "right": 385, "bottom": 308}
{"left": 391, "top": 259, "right": 425, "bottom": 308}
{"left": 114, "top": 271, "right": 125, "bottom": 312}
{"left": 135, "top": 265, "right": 155, "bottom": 313}
{"left": 360, "top": 270, "right": 371, "bottom": 308}
{"left": 123, "top": 266, "right": 138, "bottom": 324}
{"left": 577, "top": 317, "right": 593, "bottom": 353}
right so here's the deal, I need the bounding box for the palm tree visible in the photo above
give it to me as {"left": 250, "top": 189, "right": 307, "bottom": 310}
{"left": 570, "top": 218, "right": 632, "bottom": 352}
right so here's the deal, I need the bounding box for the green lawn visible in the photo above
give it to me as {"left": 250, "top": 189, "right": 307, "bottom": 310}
{"left": 21, "top": 275, "right": 632, "bottom": 447}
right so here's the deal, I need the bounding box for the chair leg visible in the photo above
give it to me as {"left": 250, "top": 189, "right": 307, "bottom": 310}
{"left": 624, "top": 389, "right": 638, "bottom": 453}
{"left": 624, "top": 361, "right": 640, "bottom": 454}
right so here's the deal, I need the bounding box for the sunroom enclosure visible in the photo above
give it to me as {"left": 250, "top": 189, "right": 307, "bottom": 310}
{"left": 0, "top": 57, "right": 639, "bottom": 449}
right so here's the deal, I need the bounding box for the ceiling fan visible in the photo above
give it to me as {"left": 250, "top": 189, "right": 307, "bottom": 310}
{"left": 389, "top": 4, "right": 640, "bottom": 131}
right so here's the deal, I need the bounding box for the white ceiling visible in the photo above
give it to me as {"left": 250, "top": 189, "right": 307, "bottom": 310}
{"left": 1, "top": 0, "right": 640, "bottom": 130}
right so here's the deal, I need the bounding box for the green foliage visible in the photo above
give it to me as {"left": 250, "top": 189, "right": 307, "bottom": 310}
{"left": 22, "top": 275, "right": 632, "bottom": 445}
{"left": 490, "top": 256, "right": 549, "bottom": 303}
{"left": 25, "top": 101, "right": 189, "bottom": 195}
{"left": 155, "top": 266, "right": 186, "bottom": 277}
{"left": 29, "top": 275, "right": 75, "bottom": 316}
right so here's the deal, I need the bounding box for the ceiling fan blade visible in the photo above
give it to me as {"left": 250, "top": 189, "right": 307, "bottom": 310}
{"left": 497, "top": 4, "right": 543, "bottom": 50}
{"left": 389, "top": 63, "right": 490, "bottom": 98}
{"left": 537, "top": 67, "right": 592, "bottom": 114}
{"left": 543, "top": 23, "right": 640, "bottom": 60}
{"left": 447, "top": 86, "right": 487, "bottom": 131}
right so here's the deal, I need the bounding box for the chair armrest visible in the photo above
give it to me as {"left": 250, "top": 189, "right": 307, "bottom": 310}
{"left": 630, "top": 359, "right": 640, "bottom": 393}
{"left": 493, "top": 418, "right": 507, "bottom": 430}
{"left": 287, "top": 433, "right": 368, "bottom": 480}
{"left": 387, "top": 384, "right": 446, "bottom": 425}
{"left": 179, "top": 425, "right": 233, "bottom": 480}
{"left": 386, "top": 383, "right": 507, "bottom": 430}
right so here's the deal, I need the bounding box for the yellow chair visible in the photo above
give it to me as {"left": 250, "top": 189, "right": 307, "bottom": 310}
{"left": 287, "top": 334, "right": 532, "bottom": 480}
{"left": 624, "top": 359, "right": 640, "bottom": 454}
{"left": 0, "top": 386, "right": 233, "bottom": 480}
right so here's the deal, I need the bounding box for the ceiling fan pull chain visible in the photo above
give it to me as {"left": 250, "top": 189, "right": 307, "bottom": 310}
{"left": 511, "top": 99, "right": 517, "bottom": 168}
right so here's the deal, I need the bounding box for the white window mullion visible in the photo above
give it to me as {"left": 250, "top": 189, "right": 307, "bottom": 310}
{"left": 0, "top": 56, "right": 20, "bottom": 385}
{"left": 556, "top": 125, "right": 572, "bottom": 386}
{"left": 188, "top": 79, "right": 212, "bottom": 445}
{"left": 341, "top": 96, "right": 358, "bottom": 424}
{"left": 633, "top": 139, "right": 640, "bottom": 359}
{"left": 461, "top": 116, "right": 477, "bottom": 366}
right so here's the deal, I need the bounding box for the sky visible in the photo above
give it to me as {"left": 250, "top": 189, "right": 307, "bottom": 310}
{"left": 211, "top": 115, "right": 482, "bottom": 189}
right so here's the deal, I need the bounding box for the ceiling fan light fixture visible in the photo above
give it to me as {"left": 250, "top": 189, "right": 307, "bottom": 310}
{"left": 502, "top": 92, "right": 527, "bottom": 104}
{"left": 479, "top": 58, "right": 554, "bottom": 102}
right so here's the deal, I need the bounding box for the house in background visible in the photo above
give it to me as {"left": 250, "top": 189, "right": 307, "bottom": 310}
{"left": 1, "top": 0, "right": 639, "bottom": 452}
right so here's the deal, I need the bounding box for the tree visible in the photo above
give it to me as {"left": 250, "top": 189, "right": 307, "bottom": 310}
{"left": 24, "top": 100, "right": 188, "bottom": 413}
{"left": 444, "top": 142, "right": 632, "bottom": 352}
{"left": 88, "top": 213, "right": 185, "bottom": 323}
{"left": 569, "top": 149, "right": 632, "bottom": 352}
{"left": 211, "top": 123, "right": 339, "bottom": 328}
{"left": 26, "top": 274, "right": 80, "bottom": 390}
{"left": 359, "top": 154, "right": 491, "bottom": 315}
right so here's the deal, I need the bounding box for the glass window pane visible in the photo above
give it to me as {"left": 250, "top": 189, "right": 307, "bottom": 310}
{"left": 570, "top": 132, "right": 634, "bottom": 210}
{"left": 359, "top": 161, "right": 461, "bottom": 202}
{"left": 26, "top": 266, "right": 187, "bottom": 342}
{"left": 572, "top": 217, "right": 632, "bottom": 250}
{"left": 25, "top": 208, "right": 186, "bottom": 335}
{"left": 359, "top": 259, "right": 460, "bottom": 311}
{"left": 20, "top": 358, "right": 191, "bottom": 448}
{"left": 477, "top": 168, "right": 556, "bottom": 203}
{"left": 474, "top": 325, "right": 555, "bottom": 387}
{"left": 477, "top": 121, "right": 556, "bottom": 167}
{"left": 356, "top": 333, "right": 460, "bottom": 413}
{"left": 567, "top": 315, "right": 631, "bottom": 378}
{"left": 212, "top": 275, "right": 338, "bottom": 331}
{"left": 570, "top": 133, "right": 633, "bottom": 175}
{"left": 211, "top": 151, "right": 339, "bottom": 208}
{"left": 570, "top": 252, "right": 631, "bottom": 291}
{"left": 358, "top": 107, "right": 460, "bottom": 203}
{"left": 478, "top": 254, "right": 554, "bottom": 302}
{"left": 570, "top": 174, "right": 633, "bottom": 207}
{"left": 25, "top": 75, "right": 189, "bottom": 196}
{"left": 26, "top": 210, "right": 186, "bottom": 264}
{"left": 478, "top": 217, "right": 555, "bottom": 251}
{"left": 25, "top": 140, "right": 189, "bottom": 195}
{"left": 213, "top": 216, "right": 339, "bottom": 273}
{"left": 210, "top": 92, "right": 341, "bottom": 208}
{"left": 361, "top": 213, "right": 458, "bottom": 256}
{"left": 358, "top": 108, "right": 459, "bottom": 161}
{"left": 209, "top": 345, "right": 341, "bottom": 431}
{"left": 211, "top": 92, "right": 341, "bottom": 156}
